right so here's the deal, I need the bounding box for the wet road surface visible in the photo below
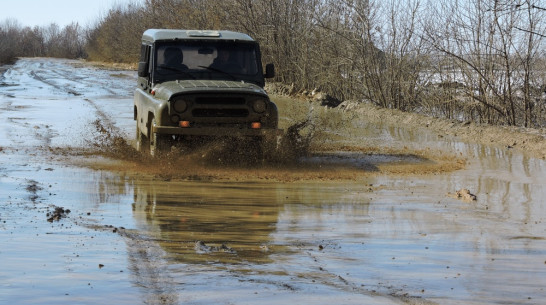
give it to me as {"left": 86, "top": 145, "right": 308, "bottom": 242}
{"left": 1, "top": 58, "right": 545, "bottom": 304}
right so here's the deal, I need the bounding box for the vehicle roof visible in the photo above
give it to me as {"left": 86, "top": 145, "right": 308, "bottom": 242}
{"left": 142, "top": 29, "right": 255, "bottom": 43}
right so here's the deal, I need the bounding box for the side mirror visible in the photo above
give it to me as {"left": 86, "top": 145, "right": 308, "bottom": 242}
{"left": 138, "top": 62, "right": 149, "bottom": 77}
{"left": 264, "top": 63, "right": 275, "bottom": 78}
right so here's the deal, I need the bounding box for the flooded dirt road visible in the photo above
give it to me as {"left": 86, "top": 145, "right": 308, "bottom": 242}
{"left": 1, "top": 58, "right": 545, "bottom": 304}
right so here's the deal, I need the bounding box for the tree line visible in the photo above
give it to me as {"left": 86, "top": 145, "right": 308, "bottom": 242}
{"left": 0, "top": 19, "right": 85, "bottom": 64}
{"left": 1, "top": 0, "right": 545, "bottom": 128}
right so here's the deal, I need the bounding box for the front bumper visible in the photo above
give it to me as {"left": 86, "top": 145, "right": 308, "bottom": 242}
{"left": 153, "top": 126, "right": 283, "bottom": 137}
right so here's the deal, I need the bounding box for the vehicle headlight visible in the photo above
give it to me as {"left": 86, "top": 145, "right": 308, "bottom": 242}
{"left": 173, "top": 98, "right": 188, "bottom": 113}
{"left": 252, "top": 99, "right": 267, "bottom": 113}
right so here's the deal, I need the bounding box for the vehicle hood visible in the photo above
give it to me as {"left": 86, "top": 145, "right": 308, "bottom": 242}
{"left": 152, "top": 80, "right": 268, "bottom": 101}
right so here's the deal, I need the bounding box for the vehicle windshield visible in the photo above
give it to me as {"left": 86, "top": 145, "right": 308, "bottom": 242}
{"left": 153, "top": 40, "right": 263, "bottom": 85}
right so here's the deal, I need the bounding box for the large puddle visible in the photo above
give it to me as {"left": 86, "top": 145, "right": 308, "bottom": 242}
{"left": 1, "top": 58, "right": 545, "bottom": 305}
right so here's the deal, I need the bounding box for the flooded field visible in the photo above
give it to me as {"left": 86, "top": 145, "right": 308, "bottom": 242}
{"left": 1, "top": 58, "right": 545, "bottom": 304}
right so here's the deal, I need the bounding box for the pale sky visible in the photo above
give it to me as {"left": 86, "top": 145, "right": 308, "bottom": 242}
{"left": 0, "top": 0, "right": 140, "bottom": 28}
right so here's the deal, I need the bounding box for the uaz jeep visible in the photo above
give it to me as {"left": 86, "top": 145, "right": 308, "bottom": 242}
{"left": 134, "top": 29, "right": 280, "bottom": 156}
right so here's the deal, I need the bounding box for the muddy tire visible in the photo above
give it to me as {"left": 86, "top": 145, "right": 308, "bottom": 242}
{"left": 136, "top": 118, "right": 152, "bottom": 155}
{"left": 149, "top": 118, "right": 171, "bottom": 157}
{"left": 135, "top": 124, "right": 146, "bottom": 153}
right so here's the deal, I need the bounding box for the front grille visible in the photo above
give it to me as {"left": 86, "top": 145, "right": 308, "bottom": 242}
{"left": 192, "top": 108, "right": 249, "bottom": 117}
{"left": 195, "top": 97, "right": 246, "bottom": 105}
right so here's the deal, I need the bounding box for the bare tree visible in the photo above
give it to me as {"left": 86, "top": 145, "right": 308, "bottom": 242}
{"left": 424, "top": 0, "right": 546, "bottom": 126}
{"left": 0, "top": 19, "right": 22, "bottom": 64}
{"left": 19, "top": 26, "right": 45, "bottom": 57}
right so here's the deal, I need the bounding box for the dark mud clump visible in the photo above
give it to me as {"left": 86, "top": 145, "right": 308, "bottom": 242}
{"left": 47, "top": 206, "right": 71, "bottom": 222}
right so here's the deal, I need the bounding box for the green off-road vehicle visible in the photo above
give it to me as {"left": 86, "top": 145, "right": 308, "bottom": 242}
{"left": 134, "top": 29, "right": 280, "bottom": 157}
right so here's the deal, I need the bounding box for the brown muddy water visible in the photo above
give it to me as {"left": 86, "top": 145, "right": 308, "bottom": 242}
{"left": 1, "top": 58, "right": 545, "bottom": 305}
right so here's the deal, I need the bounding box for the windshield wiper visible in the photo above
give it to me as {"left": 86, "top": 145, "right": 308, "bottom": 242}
{"left": 198, "top": 65, "right": 238, "bottom": 81}
{"left": 157, "top": 65, "right": 196, "bottom": 79}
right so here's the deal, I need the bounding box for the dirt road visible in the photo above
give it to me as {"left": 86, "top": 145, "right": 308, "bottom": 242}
{"left": 1, "top": 58, "right": 545, "bottom": 304}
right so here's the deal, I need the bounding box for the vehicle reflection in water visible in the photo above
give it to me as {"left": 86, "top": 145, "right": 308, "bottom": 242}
{"left": 130, "top": 178, "right": 375, "bottom": 265}
{"left": 134, "top": 180, "right": 279, "bottom": 265}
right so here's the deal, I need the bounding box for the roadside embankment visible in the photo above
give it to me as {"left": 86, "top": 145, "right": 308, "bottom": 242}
{"left": 266, "top": 82, "right": 546, "bottom": 160}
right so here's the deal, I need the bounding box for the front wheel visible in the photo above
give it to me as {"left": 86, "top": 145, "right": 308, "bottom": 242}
{"left": 149, "top": 118, "right": 171, "bottom": 157}
{"left": 135, "top": 123, "right": 148, "bottom": 153}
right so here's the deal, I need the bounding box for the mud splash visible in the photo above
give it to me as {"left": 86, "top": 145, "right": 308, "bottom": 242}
{"left": 90, "top": 118, "right": 140, "bottom": 160}
{"left": 36, "top": 79, "right": 465, "bottom": 182}
{"left": 61, "top": 112, "right": 465, "bottom": 183}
